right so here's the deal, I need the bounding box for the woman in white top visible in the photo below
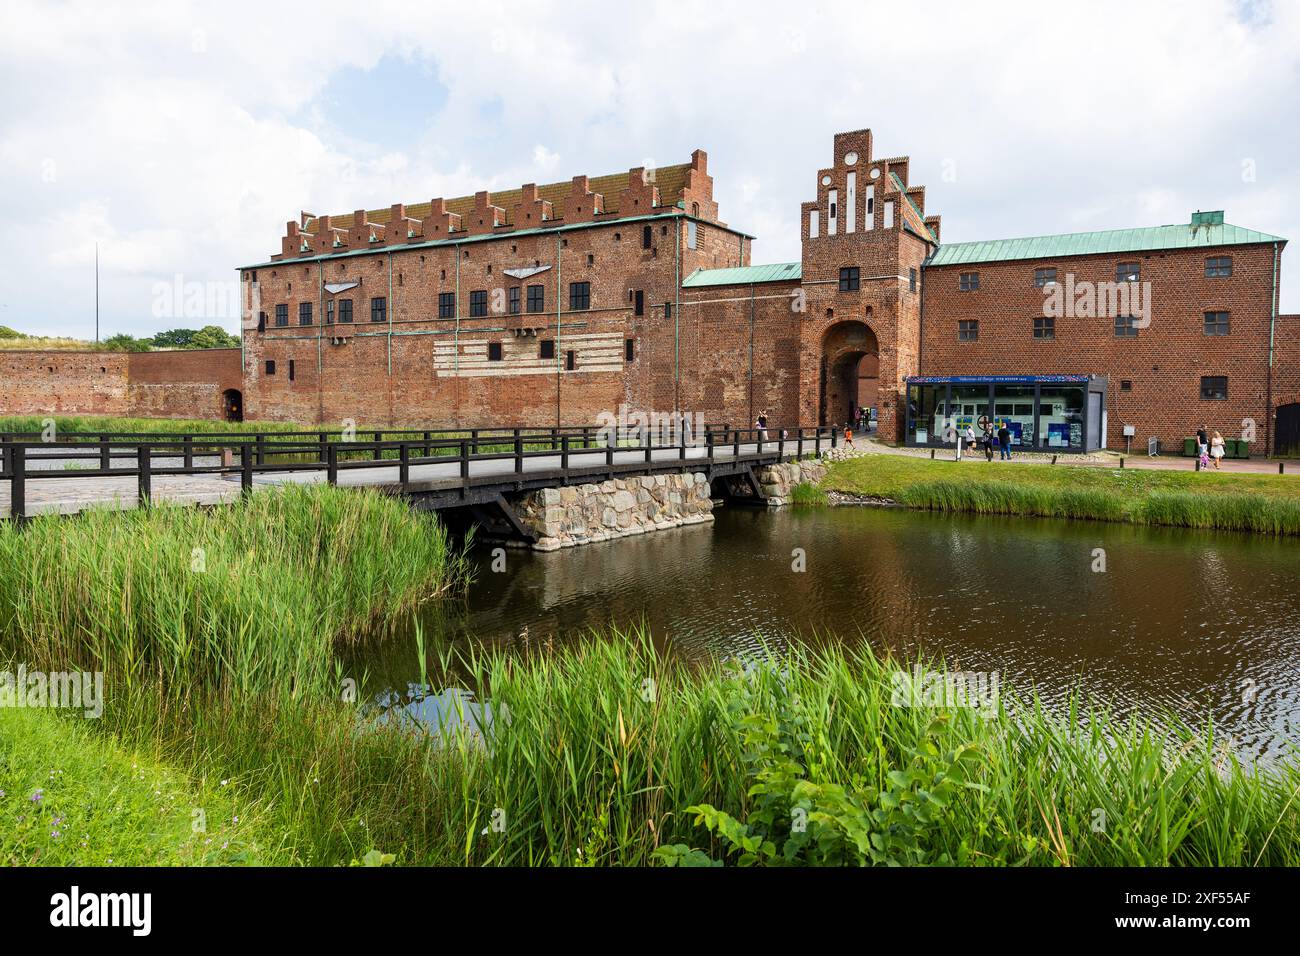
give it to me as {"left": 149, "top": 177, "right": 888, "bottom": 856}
{"left": 1210, "top": 431, "right": 1225, "bottom": 469}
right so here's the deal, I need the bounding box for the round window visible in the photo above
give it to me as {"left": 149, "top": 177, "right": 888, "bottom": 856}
{"left": 844, "top": 152, "right": 858, "bottom": 165}
{"left": 821, "top": 175, "right": 832, "bottom": 186}
{"left": 870, "top": 167, "right": 881, "bottom": 179}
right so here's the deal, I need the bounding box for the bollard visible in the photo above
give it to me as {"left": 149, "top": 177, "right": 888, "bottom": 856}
{"left": 1120, "top": 457, "right": 1125, "bottom": 469}
{"left": 930, "top": 448, "right": 935, "bottom": 460}
{"left": 1195, "top": 457, "right": 1201, "bottom": 472}
{"left": 1281, "top": 462, "right": 1286, "bottom": 475}
{"left": 1051, "top": 455, "right": 1057, "bottom": 465}
{"left": 220, "top": 447, "right": 234, "bottom": 470}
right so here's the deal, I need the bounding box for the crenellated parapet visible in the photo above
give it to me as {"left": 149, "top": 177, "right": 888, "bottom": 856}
{"left": 266, "top": 149, "right": 720, "bottom": 260}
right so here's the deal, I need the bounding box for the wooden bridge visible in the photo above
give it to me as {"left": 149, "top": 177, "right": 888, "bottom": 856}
{"left": 0, "top": 425, "right": 839, "bottom": 533}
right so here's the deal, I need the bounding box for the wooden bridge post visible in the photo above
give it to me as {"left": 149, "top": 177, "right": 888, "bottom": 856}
{"left": 399, "top": 442, "right": 410, "bottom": 488}
{"left": 797, "top": 430, "right": 804, "bottom": 459}
{"left": 327, "top": 443, "right": 338, "bottom": 485}
{"left": 318, "top": 432, "right": 328, "bottom": 466}
{"left": 561, "top": 435, "right": 570, "bottom": 470}
{"left": 706, "top": 429, "right": 715, "bottom": 462}
{"left": 99, "top": 434, "right": 110, "bottom": 471}
{"left": 514, "top": 430, "right": 523, "bottom": 473}
{"left": 241, "top": 443, "right": 253, "bottom": 494}
{"left": 373, "top": 431, "right": 383, "bottom": 461}
{"left": 733, "top": 431, "right": 740, "bottom": 459}
{"left": 9, "top": 444, "right": 25, "bottom": 522}
{"left": 255, "top": 434, "right": 266, "bottom": 466}
{"left": 137, "top": 445, "right": 152, "bottom": 508}
{"left": 183, "top": 436, "right": 194, "bottom": 471}
{"left": 459, "top": 440, "right": 470, "bottom": 489}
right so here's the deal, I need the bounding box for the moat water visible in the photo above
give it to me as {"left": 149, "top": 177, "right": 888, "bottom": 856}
{"left": 352, "top": 504, "right": 1300, "bottom": 761}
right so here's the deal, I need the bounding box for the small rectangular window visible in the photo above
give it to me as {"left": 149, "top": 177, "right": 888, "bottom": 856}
{"left": 508, "top": 287, "right": 520, "bottom": 315}
{"left": 339, "top": 299, "right": 353, "bottom": 323}
{"left": 370, "top": 296, "right": 386, "bottom": 323}
{"left": 326, "top": 300, "right": 335, "bottom": 324}
{"left": 539, "top": 339, "right": 555, "bottom": 360}
{"left": 299, "top": 302, "right": 312, "bottom": 325}
{"left": 883, "top": 200, "right": 893, "bottom": 229}
{"left": 288, "top": 359, "right": 295, "bottom": 381}
{"left": 275, "top": 304, "right": 288, "bottom": 327}
{"left": 1203, "top": 310, "right": 1230, "bottom": 335}
{"left": 687, "top": 220, "right": 697, "bottom": 249}
{"left": 470, "top": 290, "right": 488, "bottom": 317}
{"left": 839, "top": 267, "right": 860, "bottom": 292}
{"left": 642, "top": 225, "right": 652, "bottom": 250}
{"left": 569, "top": 281, "right": 590, "bottom": 311}
{"left": 1034, "top": 267, "right": 1057, "bottom": 288}
{"left": 1120, "top": 380, "right": 1132, "bottom": 391}
{"left": 1116, "top": 261, "right": 1140, "bottom": 282}
{"left": 1033, "top": 316, "right": 1054, "bottom": 339}
{"left": 438, "top": 292, "right": 455, "bottom": 318}
{"left": 1200, "top": 376, "right": 1228, "bottom": 400}
{"left": 909, "top": 267, "right": 917, "bottom": 292}
{"left": 1205, "top": 256, "right": 1233, "bottom": 277}
{"left": 958, "top": 320, "right": 979, "bottom": 341}
{"left": 488, "top": 342, "right": 503, "bottom": 362}
{"left": 664, "top": 302, "right": 673, "bottom": 319}
{"left": 625, "top": 338, "right": 634, "bottom": 361}
{"left": 257, "top": 311, "right": 266, "bottom": 332}
{"left": 633, "top": 290, "right": 644, "bottom": 316}
{"left": 959, "top": 272, "right": 980, "bottom": 292}
{"left": 1114, "top": 314, "right": 1139, "bottom": 337}
{"left": 565, "top": 349, "right": 576, "bottom": 371}
{"left": 264, "top": 359, "right": 276, "bottom": 375}
{"left": 526, "top": 285, "right": 545, "bottom": 314}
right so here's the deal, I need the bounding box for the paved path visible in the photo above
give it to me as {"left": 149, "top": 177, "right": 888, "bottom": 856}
{"left": 850, "top": 438, "right": 1300, "bottom": 476}
{"left": 1, "top": 438, "right": 830, "bottom": 518}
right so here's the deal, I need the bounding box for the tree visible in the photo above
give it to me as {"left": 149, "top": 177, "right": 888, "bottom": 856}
{"left": 101, "top": 333, "right": 152, "bottom": 352}
{"left": 189, "top": 325, "right": 240, "bottom": 349}
{"left": 0, "top": 326, "right": 25, "bottom": 339}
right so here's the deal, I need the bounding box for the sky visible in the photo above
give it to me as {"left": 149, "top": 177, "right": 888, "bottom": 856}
{"left": 1, "top": 0, "right": 1298, "bottom": 340}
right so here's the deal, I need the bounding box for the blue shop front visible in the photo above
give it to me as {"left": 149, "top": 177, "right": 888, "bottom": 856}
{"left": 904, "top": 375, "right": 1108, "bottom": 453}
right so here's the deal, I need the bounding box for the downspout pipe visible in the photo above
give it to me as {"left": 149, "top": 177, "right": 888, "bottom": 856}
{"left": 674, "top": 217, "right": 681, "bottom": 413}
{"left": 556, "top": 234, "right": 563, "bottom": 428}
{"left": 748, "top": 282, "right": 756, "bottom": 429}
{"left": 1266, "top": 240, "right": 1279, "bottom": 455}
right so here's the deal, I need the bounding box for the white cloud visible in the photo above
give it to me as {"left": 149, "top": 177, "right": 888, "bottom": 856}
{"left": 1, "top": 0, "right": 1298, "bottom": 340}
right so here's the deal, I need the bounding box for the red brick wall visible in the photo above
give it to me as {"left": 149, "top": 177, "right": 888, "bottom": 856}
{"left": 242, "top": 216, "right": 750, "bottom": 428}
{"left": 920, "top": 244, "right": 1282, "bottom": 451}
{"left": 0, "top": 348, "right": 241, "bottom": 420}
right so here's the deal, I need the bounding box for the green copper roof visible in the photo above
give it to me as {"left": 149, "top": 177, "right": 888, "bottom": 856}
{"left": 682, "top": 262, "right": 802, "bottom": 287}
{"left": 927, "top": 215, "right": 1285, "bottom": 267}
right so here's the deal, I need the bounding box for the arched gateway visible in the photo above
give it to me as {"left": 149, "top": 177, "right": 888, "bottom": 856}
{"left": 819, "top": 320, "right": 879, "bottom": 427}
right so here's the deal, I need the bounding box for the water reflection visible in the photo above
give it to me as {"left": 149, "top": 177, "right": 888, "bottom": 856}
{"left": 345, "top": 505, "right": 1300, "bottom": 761}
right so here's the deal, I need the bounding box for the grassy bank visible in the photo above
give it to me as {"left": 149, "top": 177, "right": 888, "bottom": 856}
{"left": 0, "top": 415, "right": 311, "bottom": 435}
{"left": 0, "top": 485, "right": 467, "bottom": 697}
{"left": 819, "top": 454, "right": 1300, "bottom": 534}
{"left": 3, "top": 483, "right": 1297, "bottom": 866}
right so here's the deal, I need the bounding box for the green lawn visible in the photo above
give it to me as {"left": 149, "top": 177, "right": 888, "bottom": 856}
{"left": 0, "top": 707, "right": 280, "bottom": 865}
{"left": 817, "top": 454, "right": 1300, "bottom": 534}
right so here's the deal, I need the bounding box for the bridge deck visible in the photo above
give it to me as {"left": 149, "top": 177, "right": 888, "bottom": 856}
{"left": 0, "top": 433, "right": 833, "bottom": 518}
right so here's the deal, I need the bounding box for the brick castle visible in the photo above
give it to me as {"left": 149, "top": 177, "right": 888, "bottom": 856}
{"left": 4, "top": 127, "right": 1296, "bottom": 454}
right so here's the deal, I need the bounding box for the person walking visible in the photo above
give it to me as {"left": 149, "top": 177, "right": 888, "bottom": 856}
{"left": 756, "top": 410, "right": 768, "bottom": 443}
{"left": 982, "top": 420, "right": 995, "bottom": 461}
{"left": 1196, "top": 425, "right": 1209, "bottom": 459}
{"left": 1210, "top": 430, "right": 1225, "bottom": 470}
{"left": 997, "top": 422, "right": 1012, "bottom": 460}
{"left": 844, "top": 425, "right": 854, "bottom": 447}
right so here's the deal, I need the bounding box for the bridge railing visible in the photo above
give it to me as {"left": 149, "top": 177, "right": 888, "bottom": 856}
{"left": 0, "top": 425, "right": 838, "bottom": 520}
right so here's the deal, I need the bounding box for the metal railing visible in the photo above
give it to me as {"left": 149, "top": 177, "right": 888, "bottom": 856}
{"left": 1, "top": 424, "right": 838, "bottom": 520}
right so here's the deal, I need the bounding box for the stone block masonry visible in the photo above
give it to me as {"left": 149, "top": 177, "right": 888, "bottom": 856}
{"left": 513, "top": 472, "right": 714, "bottom": 551}
{"left": 755, "top": 459, "right": 828, "bottom": 507}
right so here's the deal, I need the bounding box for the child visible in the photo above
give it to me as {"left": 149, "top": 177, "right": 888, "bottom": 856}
{"left": 845, "top": 426, "right": 854, "bottom": 447}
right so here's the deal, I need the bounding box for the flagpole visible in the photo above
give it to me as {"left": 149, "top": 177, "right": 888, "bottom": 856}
{"left": 95, "top": 242, "right": 99, "bottom": 344}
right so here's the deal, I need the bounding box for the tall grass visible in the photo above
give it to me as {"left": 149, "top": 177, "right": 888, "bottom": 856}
{"left": 0, "top": 485, "right": 467, "bottom": 698}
